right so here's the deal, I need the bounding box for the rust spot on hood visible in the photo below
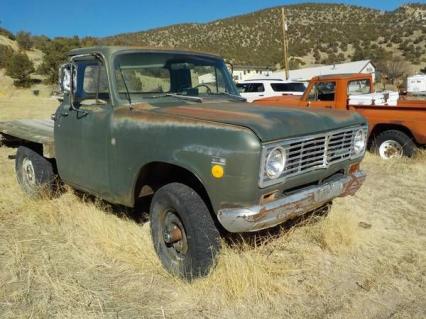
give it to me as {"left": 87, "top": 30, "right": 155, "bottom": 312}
{"left": 160, "top": 105, "right": 271, "bottom": 124}
{"left": 113, "top": 106, "right": 248, "bottom": 131}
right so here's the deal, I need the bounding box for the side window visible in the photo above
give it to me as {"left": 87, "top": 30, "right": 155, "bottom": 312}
{"left": 79, "top": 63, "right": 110, "bottom": 105}
{"left": 246, "top": 83, "right": 265, "bottom": 93}
{"left": 236, "top": 84, "right": 247, "bottom": 93}
{"left": 347, "top": 79, "right": 371, "bottom": 95}
{"left": 271, "top": 83, "right": 306, "bottom": 92}
{"left": 308, "top": 81, "right": 336, "bottom": 101}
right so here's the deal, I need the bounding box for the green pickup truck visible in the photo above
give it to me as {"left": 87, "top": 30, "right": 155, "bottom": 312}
{"left": 0, "top": 46, "right": 368, "bottom": 279}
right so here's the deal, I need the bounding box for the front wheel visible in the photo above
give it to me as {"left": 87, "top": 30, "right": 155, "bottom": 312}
{"left": 15, "top": 146, "right": 58, "bottom": 198}
{"left": 372, "top": 130, "right": 417, "bottom": 160}
{"left": 150, "top": 183, "right": 221, "bottom": 280}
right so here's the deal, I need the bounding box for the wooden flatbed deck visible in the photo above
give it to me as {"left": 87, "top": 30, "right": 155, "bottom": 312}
{"left": 0, "top": 120, "right": 55, "bottom": 158}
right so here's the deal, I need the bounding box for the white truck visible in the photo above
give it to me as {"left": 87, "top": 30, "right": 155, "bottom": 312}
{"left": 236, "top": 79, "right": 306, "bottom": 102}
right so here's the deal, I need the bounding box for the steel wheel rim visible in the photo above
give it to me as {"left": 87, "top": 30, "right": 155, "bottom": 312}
{"left": 379, "top": 140, "right": 403, "bottom": 159}
{"left": 22, "top": 157, "right": 36, "bottom": 187}
{"left": 161, "top": 209, "right": 188, "bottom": 262}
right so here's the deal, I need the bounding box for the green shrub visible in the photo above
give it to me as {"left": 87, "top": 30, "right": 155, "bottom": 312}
{"left": 37, "top": 36, "right": 80, "bottom": 83}
{"left": 0, "top": 44, "right": 14, "bottom": 68}
{"left": 6, "top": 52, "right": 35, "bottom": 88}
{"left": 0, "top": 27, "right": 15, "bottom": 40}
{"left": 16, "top": 31, "right": 33, "bottom": 50}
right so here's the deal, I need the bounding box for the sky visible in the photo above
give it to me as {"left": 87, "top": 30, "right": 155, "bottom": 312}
{"left": 0, "top": 0, "right": 422, "bottom": 38}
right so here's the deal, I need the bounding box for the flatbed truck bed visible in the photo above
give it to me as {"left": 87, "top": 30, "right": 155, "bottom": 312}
{"left": 0, "top": 119, "right": 55, "bottom": 158}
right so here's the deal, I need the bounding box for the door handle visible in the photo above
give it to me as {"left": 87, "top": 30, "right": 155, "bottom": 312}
{"left": 325, "top": 105, "right": 332, "bottom": 109}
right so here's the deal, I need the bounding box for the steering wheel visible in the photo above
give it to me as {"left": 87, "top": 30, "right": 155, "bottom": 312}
{"left": 191, "top": 83, "right": 212, "bottom": 94}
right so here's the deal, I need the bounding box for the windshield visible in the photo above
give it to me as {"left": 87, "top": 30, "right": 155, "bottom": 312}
{"left": 113, "top": 52, "right": 240, "bottom": 103}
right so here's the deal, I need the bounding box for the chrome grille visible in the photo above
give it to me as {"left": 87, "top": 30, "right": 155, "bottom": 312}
{"left": 260, "top": 126, "right": 367, "bottom": 188}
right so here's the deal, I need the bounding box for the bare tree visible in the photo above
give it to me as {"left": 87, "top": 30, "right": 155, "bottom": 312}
{"left": 377, "top": 57, "right": 410, "bottom": 89}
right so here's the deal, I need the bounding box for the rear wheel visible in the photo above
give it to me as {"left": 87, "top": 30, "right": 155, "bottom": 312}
{"left": 150, "top": 183, "right": 221, "bottom": 280}
{"left": 372, "top": 130, "right": 417, "bottom": 159}
{"left": 15, "top": 146, "right": 57, "bottom": 198}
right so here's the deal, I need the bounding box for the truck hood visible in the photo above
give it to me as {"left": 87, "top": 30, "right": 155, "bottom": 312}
{"left": 154, "top": 102, "right": 366, "bottom": 142}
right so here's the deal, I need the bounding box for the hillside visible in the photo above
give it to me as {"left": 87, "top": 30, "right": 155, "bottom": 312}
{"left": 0, "top": 35, "right": 51, "bottom": 97}
{"left": 104, "top": 3, "right": 426, "bottom": 69}
{"left": 0, "top": 2, "right": 425, "bottom": 89}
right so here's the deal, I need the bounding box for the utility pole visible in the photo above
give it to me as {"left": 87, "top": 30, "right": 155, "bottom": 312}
{"left": 281, "top": 8, "right": 289, "bottom": 80}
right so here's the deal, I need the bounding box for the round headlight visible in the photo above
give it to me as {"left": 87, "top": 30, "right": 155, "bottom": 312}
{"left": 353, "top": 129, "right": 367, "bottom": 155}
{"left": 265, "top": 147, "right": 286, "bottom": 179}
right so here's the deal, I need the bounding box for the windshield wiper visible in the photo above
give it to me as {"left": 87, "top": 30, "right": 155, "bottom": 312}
{"left": 212, "top": 92, "right": 246, "bottom": 101}
{"left": 118, "top": 65, "right": 133, "bottom": 107}
{"left": 166, "top": 93, "right": 203, "bottom": 103}
{"left": 147, "top": 93, "right": 203, "bottom": 103}
{"left": 145, "top": 93, "right": 203, "bottom": 103}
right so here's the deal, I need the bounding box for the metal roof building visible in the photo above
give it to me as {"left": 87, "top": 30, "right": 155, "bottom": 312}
{"left": 267, "top": 60, "right": 376, "bottom": 82}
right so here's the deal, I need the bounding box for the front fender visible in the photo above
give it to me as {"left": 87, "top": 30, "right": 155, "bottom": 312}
{"left": 108, "top": 108, "right": 262, "bottom": 212}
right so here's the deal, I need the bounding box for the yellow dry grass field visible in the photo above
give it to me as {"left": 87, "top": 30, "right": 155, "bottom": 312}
{"left": 0, "top": 93, "right": 425, "bottom": 318}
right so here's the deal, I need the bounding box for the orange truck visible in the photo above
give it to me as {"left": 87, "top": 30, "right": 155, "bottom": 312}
{"left": 255, "top": 73, "right": 426, "bottom": 159}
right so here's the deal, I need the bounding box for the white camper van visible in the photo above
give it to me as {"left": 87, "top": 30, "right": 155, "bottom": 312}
{"left": 407, "top": 74, "right": 426, "bottom": 95}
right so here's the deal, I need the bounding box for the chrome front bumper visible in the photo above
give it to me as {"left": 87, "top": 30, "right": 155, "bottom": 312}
{"left": 217, "top": 170, "right": 366, "bottom": 233}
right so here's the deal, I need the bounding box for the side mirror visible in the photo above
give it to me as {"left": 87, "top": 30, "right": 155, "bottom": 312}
{"left": 59, "top": 64, "right": 70, "bottom": 93}
{"left": 58, "top": 63, "right": 76, "bottom": 94}
{"left": 224, "top": 60, "right": 234, "bottom": 75}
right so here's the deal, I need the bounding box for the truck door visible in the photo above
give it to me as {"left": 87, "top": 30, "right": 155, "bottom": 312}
{"left": 54, "top": 60, "right": 112, "bottom": 196}
{"left": 305, "top": 81, "right": 336, "bottom": 109}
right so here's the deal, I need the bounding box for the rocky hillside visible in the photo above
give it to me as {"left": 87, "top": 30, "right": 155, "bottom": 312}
{"left": 103, "top": 3, "right": 426, "bottom": 68}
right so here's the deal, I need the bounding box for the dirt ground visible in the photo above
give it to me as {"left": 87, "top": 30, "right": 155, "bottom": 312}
{"left": 0, "top": 94, "right": 425, "bottom": 318}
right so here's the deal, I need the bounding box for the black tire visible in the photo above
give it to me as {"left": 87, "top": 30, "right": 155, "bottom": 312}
{"left": 150, "top": 183, "right": 221, "bottom": 280}
{"left": 371, "top": 130, "right": 417, "bottom": 159}
{"left": 15, "top": 146, "right": 57, "bottom": 198}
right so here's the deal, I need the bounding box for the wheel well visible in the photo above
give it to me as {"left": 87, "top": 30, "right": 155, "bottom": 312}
{"left": 3, "top": 138, "right": 58, "bottom": 174}
{"left": 368, "top": 124, "right": 414, "bottom": 147}
{"left": 370, "top": 124, "right": 414, "bottom": 139}
{"left": 1, "top": 134, "right": 43, "bottom": 153}
{"left": 134, "top": 162, "right": 214, "bottom": 214}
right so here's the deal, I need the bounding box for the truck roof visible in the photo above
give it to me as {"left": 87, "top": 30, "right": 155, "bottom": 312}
{"left": 68, "top": 46, "right": 222, "bottom": 59}
{"left": 312, "top": 73, "right": 372, "bottom": 81}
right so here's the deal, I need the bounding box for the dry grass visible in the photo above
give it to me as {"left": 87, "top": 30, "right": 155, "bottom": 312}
{"left": 0, "top": 94, "right": 425, "bottom": 318}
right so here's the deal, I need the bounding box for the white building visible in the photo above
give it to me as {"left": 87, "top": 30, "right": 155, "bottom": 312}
{"left": 266, "top": 60, "right": 376, "bottom": 83}
{"left": 232, "top": 65, "right": 274, "bottom": 82}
